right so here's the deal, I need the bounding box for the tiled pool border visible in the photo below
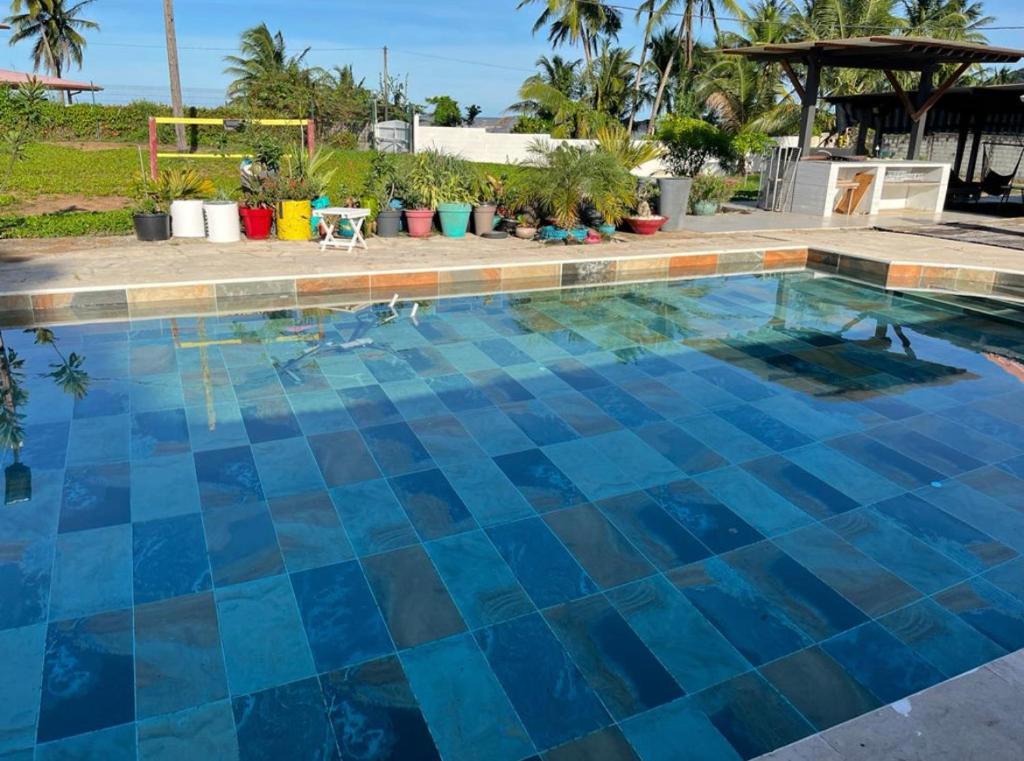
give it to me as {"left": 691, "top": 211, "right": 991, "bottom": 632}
{"left": 2, "top": 243, "right": 1023, "bottom": 326}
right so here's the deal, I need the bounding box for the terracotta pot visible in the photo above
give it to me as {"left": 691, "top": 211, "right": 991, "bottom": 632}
{"left": 625, "top": 216, "right": 668, "bottom": 235}
{"left": 405, "top": 208, "right": 434, "bottom": 238}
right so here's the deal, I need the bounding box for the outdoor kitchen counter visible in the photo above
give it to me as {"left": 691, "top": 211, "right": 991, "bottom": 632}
{"left": 790, "top": 159, "right": 951, "bottom": 218}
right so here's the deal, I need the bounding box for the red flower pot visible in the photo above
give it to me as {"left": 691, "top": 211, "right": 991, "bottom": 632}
{"left": 240, "top": 206, "right": 274, "bottom": 240}
{"left": 405, "top": 209, "right": 435, "bottom": 238}
{"left": 625, "top": 216, "right": 669, "bottom": 236}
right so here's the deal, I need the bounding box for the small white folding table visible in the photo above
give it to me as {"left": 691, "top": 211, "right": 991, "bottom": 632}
{"left": 318, "top": 207, "right": 371, "bottom": 252}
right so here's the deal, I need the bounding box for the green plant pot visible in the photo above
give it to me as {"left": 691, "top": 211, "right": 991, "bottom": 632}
{"left": 438, "top": 202, "right": 472, "bottom": 238}
{"left": 691, "top": 200, "right": 719, "bottom": 216}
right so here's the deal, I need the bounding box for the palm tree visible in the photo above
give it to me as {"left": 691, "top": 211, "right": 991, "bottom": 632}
{"left": 507, "top": 54, "right": 582, "bottom": 122}
{"left": 5, "top": 0, "right": 99, "bottom": 104}
{"left": 516, "top": 0, "right": 622, "bottom": 70}
{"left": 223, "top": 23, "right": 310, "bottom": 102}
{"left": 902, "top": 0, "right": 992, "bottom": 42}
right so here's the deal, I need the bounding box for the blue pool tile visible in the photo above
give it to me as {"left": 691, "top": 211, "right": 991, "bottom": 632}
{"left": 59, "top": 462, "right": 131, "bottom": 533}
{"left": 582, "top": 385, "right": 661, "bottom": 427}
{"left": 694, "top": 365, "right": 775, "bottom": 402}
{"left": 960, "top": 465, "right": 1024, "bottom": 512}
{"left": 441, "top": 457, "right": 534, "bottom": 526}
{"left": 13, "top": 421, "right": 69, "bottom": 471}
{"left": 544, "top": 504, "right": 654, "bottom": 588}
{"left": 544, "top": 391, "right": 622, "bottom": 436}
{"left": 133, "top": 514, "right": 210, "bottom": 605}
{"left": 714, "top": 404, "right": 811, "bottom": 452}
{"left": 773, "top": 523, "right": 920, "bottom": 618}
{"left": 0, "top": 530, "right": 52, "bottom": 631}
{"left": 668, "top": 557, "right": 811, "bottom": 666}
{"left": 742, "top": 455, "right": 859, "bottom": 519}
{"left": 821, "top": 621, "right": 944, "bottom": 704}
{"left": 542, "top": 439, "right": 636, "bottom": 501}
{"left": 589, "top": 429, "right": 682, "bottom": 489}
{"left": 826, "top": 432, "right": 944, "bottom": 490}
{"left": 694, "top": 467, "right": 813, "bottom": 538}
{"left": 595, "top": 491, "right": 709, "bottom": 571}
{"left": 873, "top": 492, "right": 1016, "bottom": 573}
{"left": 544, "top": 727, "right": 640, "bottom": 761}
{"left": 287, "top": 390, "right": 355, "bottom": 435}
{"left": 455, "top": 407, "right": 534, "bottom": 455}
{"left": 134, "top": 591, "right": 228, "bottom": 718}
{"left": 0, "top": 624, "right": 45, "bottom": 753}
{"left": 543, "top": 328, "right": 600, "bottom": 356}
{"left": 879, "top": 598, "right": 1007, "bottom": 678}
{"left": 619, "top": 377, "right": 703, "bottom": 420}
{"left": 320, "top": 655, "right": 441, "bottom": 761}
{"left": 239, "top": 396, "right": 303, "bottom": 444}
{"left": 216, "top": 574, "right": 315, "bottom": 695}
{"left": 37, "top": 609, "right": 134, "bottom": 742}
{"left": 726, "top": 540, "right": 867, "bottom": 641}
{"left": 546, "top": 358, "right": 609, "bottom": 392}
{"left": 488, "top": 517, "right": 599, "bottom": 608}
{"left": 683, "top": 412, "right": 775, "bottom": 464}
{"left": 362, "top": 350, "right": 417, "bottom": 383}
{"left": 908, "top": 414, "right": 1022, "bottom": 464}
{"left": 997, "top": 454, "right": 1024, "bottom": 480}
{"left": 362, "top": 545, "right": 466, "bottom": 649}
{"left": 49, "top": 525, "right": 132, "bottom": 620}
{"left": 621, "top": 698, "right": 741, "bottom": 761}
{"left": 827, "top": 508, "right": 972, "bottom": 595}
{"left": 291, "top": 560, "right": 393, "bottom": 672}
{"left": 193, "top": 445, "right": 265, "bottom": 509}
{"left": 750, "top": 393, "right": 862, "bottom": 440}
{"left": 867, "top": 424, "right": 984, "bottom": 476}
{"left": 646, "top": 480, "right": 764, "bottom": 554}
{"left": 607, "top": 576, "right": 749, "bottom": 693}
{"left": 131, "top": 342, "right": 177, "bottom": 376}
{"left": 307, "top": 430, "right": 381, "bottom": 487}
{"left": 267, "top": 491, "right": 353, "bottom": 572}
{"left": 934, "top": 578, "right": 1024, "bottom": 652}
{"left": 688, "top": 671, "right": 814, "bottom": 760}
{"left": 130, "top": 408, "right": 190, "bottom": 459}
{"left": 381, "top": 378, "right": 450, "bottom": 421}
{"left": 401, "top": 634, "right": 533, "bottom": 761}
{"left": 362, "top": 421, "right": 435, "bottom": 477}
{"left": 504, "top": 362, "right": 575, "bottom": 398}
{"left": 475, "top": 337, "right": 532, "bottom": 367}
{"left": 437, "top": 343, "right": 501, "bottom": 374}
{"left": 329, "top": 480, "right": 418, "bottom": 557}
{"left": 613, "top": 346, "right": 682, "bottom": 378}
{"left": 476, "top": 613, "right": 610, "bottom": 749}
{"left": 397, "top": 346, "right": 458, "bottom": 377}
{"left": 917, "top": 480, "right": 1024, "bottom": 555}
{"left": 339, "top": 384, "right": 403, "bottom": 427}
{"left": 426, "top": 531, "right": 534, "bottom": 629}
{"left": 130, "top": 453, "right": 201, "bottom": 521}
{"left": 785, "top": 443, "right": 904, "bottom": 505}
{"left": 634, "top": 421, "right": 727, "bottom": 476}
{"left": 408, "top": 414, "right": 487, "bottom": 465}
{"left": 233, "top": 677, "right": 339, "bottom": 760}
{"left": 136, "top": 701, "right": 239, "bottom": 761}
{"left": 986, "top": 556, "right": 1024, "bottom": 603}
{"left": 425, "top": 373, "right": 493, "bottom": 413}
{"left": 203, "top": 501, "right": 284, "bottom": 586}
{"left": 35, "top": 724, "right": 135, "bottom": 761}
{"left": 501, "top": 399, "right": 579, "bottom": 447}
{"left": 185, "top": 401, "right": 249, "bottom": 452}
{"left": 760, "top": 646, "right": 882, "bottom": 731}
{"left": 73, "top": 380, "right": 129, "bottom": 419}
{"left": 469, "top": 369, "right": 534, "bottom": 405}
{"left": 228, "top": 363, "right": 283, "bottom": 403}
{"left": 252, "top": 437, "right": 324, "bottom": 498}
{"left": 544, "top": 594, "right": 684, "bottom": 720}
{"left": 389, "top": 468, "right": 477, "bottom": 541}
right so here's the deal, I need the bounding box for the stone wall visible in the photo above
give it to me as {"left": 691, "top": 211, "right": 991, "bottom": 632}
{"left": 883, "top": 132, "right": 1024, "bottom": 181}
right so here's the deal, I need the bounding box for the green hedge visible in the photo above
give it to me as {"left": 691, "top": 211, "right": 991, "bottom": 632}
{"left": 0, "top": 209, "right": 133, "bottom": 239}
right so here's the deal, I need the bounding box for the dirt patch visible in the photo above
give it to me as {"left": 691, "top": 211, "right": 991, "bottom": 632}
{"left": 7, "top": 194, "right": 129, "bottom": 215}
{"left": 47, "top": 141, "right": 139, "bottom": 152}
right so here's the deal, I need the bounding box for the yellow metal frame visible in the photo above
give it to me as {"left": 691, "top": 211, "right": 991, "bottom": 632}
{"left": 152, "top": 117, "right": 310, "bottom": 126}
{"left": 155, "top": 152, "right": 247, "bottom": 159}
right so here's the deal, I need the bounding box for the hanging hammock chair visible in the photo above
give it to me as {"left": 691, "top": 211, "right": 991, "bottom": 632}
{"left": 980, "top": 143, "right": 1024, "bottom": 201}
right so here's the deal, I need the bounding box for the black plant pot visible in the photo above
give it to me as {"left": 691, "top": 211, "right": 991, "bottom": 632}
{"left": 133, "top": 213, "right": 171, "bottom": 242}
{"left": 376, "top": 209, "right": 402, "bottom": 238}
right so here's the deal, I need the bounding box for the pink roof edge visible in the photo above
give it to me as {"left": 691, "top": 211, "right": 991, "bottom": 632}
{"left": 0, "top": 69, "right": 102, "bottom": 91}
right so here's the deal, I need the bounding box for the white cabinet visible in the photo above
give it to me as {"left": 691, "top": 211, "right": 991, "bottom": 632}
{"left": 789, "top": 160, "right": 950, "bottom": 218}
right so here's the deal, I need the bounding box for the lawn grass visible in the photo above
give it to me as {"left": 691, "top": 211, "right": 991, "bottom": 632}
{"left": 0, "top": 209, "right": 133, "bottom": 239}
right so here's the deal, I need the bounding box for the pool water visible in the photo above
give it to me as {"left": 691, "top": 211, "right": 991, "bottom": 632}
{"left": 2, "top": 271, "right": 1024, "bottom": 760}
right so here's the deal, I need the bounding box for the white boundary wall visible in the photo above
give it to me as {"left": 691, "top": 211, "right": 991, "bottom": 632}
{"left": 411, "top": 115, "right": 669, "bottom": 176}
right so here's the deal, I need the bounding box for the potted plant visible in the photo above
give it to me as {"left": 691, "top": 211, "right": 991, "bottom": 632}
{"left": 689, "top": 174, "right": 737, "bottom": 216}
{"left": 165, "top": 168, "right": 215, "bottom": 238}
{"left": 275, "top": 146, "right": 336, "bottom": 241}
{"left": 130, "top": 189, "right": 171, "bottom": 242}
{"left": 515, "top": 210, "right": 538, "bottom": 240}
{"left": 240, "top": 179, "right": 275, "bottom": 240}
{"left": 363, "top": 152, "right": 403, "bottom": 238}
{"left": 407, "top": 150, "right": 475, "bottom": 238}
{"left": 204, "top": 190, "right": 241, "bottom": 243}
{"left": 472, "top": 172, "right": 506, "bottom": 235}
{"left": 653, "top": 116, "right": 735, "bottom": 231}
{"left": 624, "top": 178, "right": 668, "bottom": 235}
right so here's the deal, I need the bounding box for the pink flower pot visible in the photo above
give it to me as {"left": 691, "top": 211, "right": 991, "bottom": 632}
{"left": 405, "top": 209, "right": 434, "bottom": 238}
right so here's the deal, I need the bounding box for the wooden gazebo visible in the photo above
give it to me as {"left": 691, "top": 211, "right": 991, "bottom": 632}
{"left": 722, "top": 36, "right": 1024, "bottom": 159}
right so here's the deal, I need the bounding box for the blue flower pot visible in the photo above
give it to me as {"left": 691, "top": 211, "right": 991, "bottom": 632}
{"left": 438, "top": 203, "right": 472, "bottom": 238}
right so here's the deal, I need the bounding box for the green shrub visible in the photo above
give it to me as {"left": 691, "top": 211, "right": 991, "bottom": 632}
{"left": 688, "top": 174, "right": 737, "bottom": 211}
{"left": 0, "top": 209, "right": 133, "bottom": 239}
{"left": 654, "top": 116, "right": 735, "bottom": 177}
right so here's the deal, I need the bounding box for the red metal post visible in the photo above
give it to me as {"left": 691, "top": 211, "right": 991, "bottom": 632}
{"left": 306, "top": 119, "right": 316, "bottom": 157}
{"left": 148, "top": 117, "right": 159, "bottom": 179}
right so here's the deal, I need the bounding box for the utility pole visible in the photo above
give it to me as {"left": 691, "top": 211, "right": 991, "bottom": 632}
{"left": 162, "top": 0, "right": 187, "bottom": 152}
{"left": 382, "top": 46, "right": 389, "bottom": 122}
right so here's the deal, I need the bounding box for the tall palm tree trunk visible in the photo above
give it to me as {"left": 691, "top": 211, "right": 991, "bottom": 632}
{"left": 647, "top": 12, "right": 687, "bottom": 135}
{"left": 162, "top": 0, "right": 187, "bottom": 152}
{"left": 627, "top": 7, "right": 654, "bottom": 134}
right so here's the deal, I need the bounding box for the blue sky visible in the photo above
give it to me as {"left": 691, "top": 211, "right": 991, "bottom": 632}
{"left": 3, "top": 0, "right": 1023, "bottom": 114}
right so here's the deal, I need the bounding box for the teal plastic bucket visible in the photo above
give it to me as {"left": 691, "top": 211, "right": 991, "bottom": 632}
{"left": 438, "top": 203, "right": 472, "bottom": 238}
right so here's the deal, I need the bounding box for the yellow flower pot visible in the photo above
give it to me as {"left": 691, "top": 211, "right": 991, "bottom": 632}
{"left": 276, "top": 200, "right": 312, "bottom": 241}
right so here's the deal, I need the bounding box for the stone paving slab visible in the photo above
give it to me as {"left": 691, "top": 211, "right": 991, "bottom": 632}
{"left": 757, "top": 649, "right": 1024, "bottom": 761}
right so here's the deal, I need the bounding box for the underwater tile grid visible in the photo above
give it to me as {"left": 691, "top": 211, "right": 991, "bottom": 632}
{"left": 2, "top": 270, "right": 1024, "bottom": 761}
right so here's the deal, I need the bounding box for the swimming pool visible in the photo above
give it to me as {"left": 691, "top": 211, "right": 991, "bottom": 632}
{"left": 2, "top": 271, "right": 1023, "bottom": 760}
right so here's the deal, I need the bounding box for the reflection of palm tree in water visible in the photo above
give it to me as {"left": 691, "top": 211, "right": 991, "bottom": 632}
{"left": 0, "top": 328, "right": 90, "bottom": 504}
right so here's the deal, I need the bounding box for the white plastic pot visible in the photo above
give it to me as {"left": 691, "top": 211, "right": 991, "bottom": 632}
{"left": 169, "top": 199, "right": 206, "bottom": 238}
{"left": 204, "top": 201, "right": 241, "bottom": 243}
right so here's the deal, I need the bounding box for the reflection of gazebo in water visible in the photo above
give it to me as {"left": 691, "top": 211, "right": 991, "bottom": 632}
{"left": 685, "top": 278, "right": 978, "bottom": 398}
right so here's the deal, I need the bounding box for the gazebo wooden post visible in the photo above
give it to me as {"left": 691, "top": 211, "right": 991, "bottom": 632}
{"left": 953, "top": 113, "right": 971, "bottom": 177}
{"left": 798, "top": 54, "right": 821, "bottom": 157}
{"left": 907, "top": 65, "right": 935, "bottom": 160}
